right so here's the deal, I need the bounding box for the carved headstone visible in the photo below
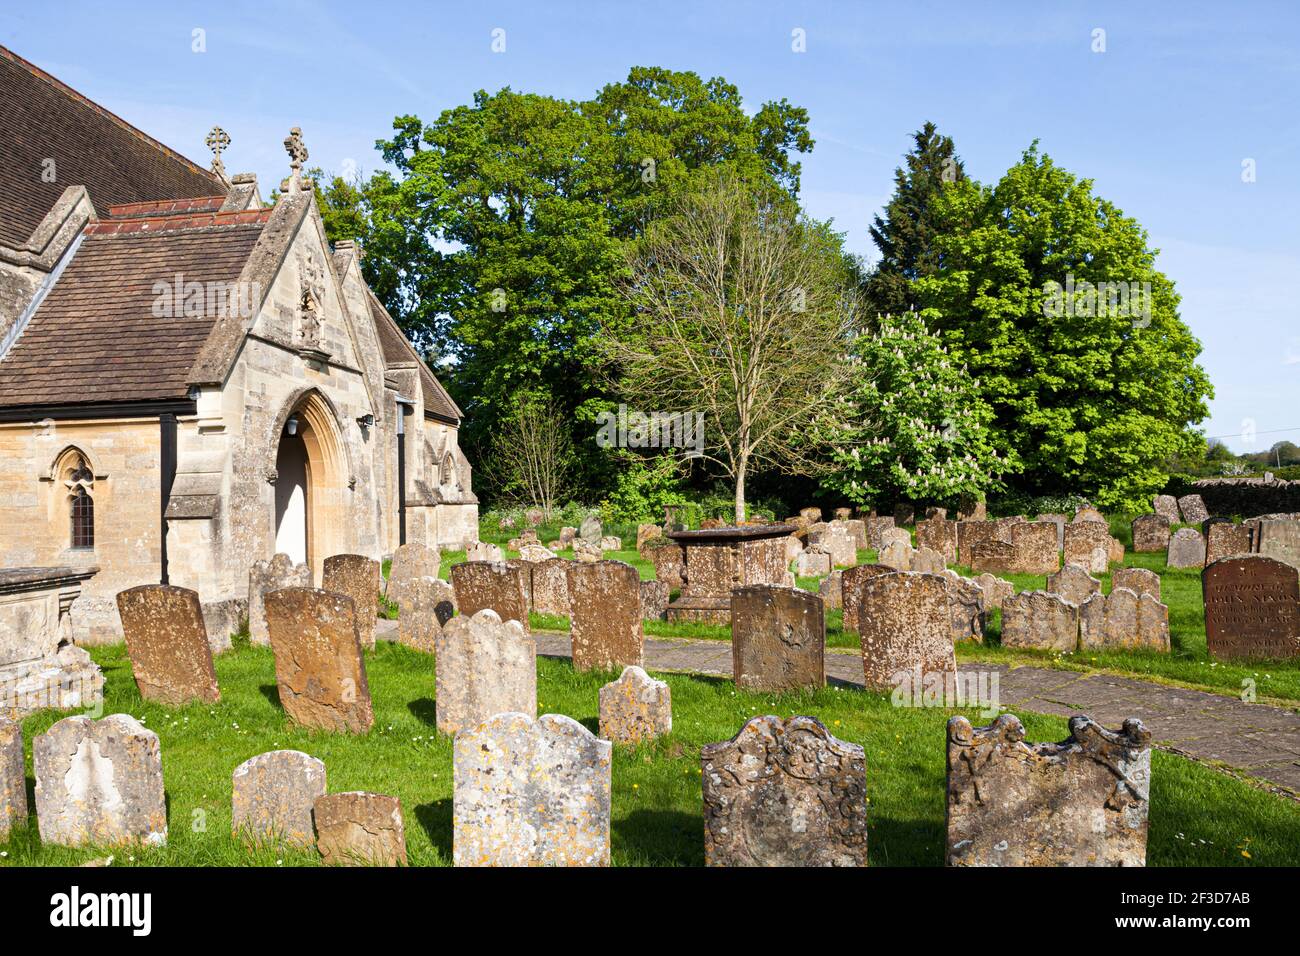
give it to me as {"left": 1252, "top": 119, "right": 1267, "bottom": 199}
{"left": 1203, "top": 555, "right": 1300, "bottom": 660}
{"left": 33, "top": 714, "right": 166, "bottom": 847}
{"left": 449, "top": 561, "right": 529, "bottom": 628}
{"left": 701, "top": 715, "right": 867, "bottom": 867}
{"left": 313, "top": 792, "right": 407, "bottom": 867}
{"left": 730, "top": 586, "right": 825, "bottom": 692}
{"left": 864, "top": 516, "right": 896, "bottom": 550}
{"left": 1079, "top": 588, "right": 1170, "bottom": 652}
{"left": 1046, "top": 563, "right": 1101, "bottom": 606}
{"left": 818, "top": 569, "right": 843, "bottom": 610}
{"left": 1007, "top": 521, "right": 1060, "bottom": 574}
{"left": 1256, "top": 519, "right": 1300, "bottom": 570}
{"left": 453, "top": 713, "right": 611, "bottom": 866}
{"left": 1166, "top": 527, "right": 1206, "bottom": 568}
{"left": 116, "top": 585, "right": 220, "bottom": 706}
{"left": 1153, "top": 494, "right": 1180, "bottom": 523}
{"left": 841, "top": 564, "right": 897, "bottom": 634}
{"left": 434, "top": 608, "right": 536, "bottom": 735}
{"left": 1131, "top": 514, "right": 1171, "bottom": 553}
{"left": 598, "top": 666, "right": 671, "bottom": 745}
{"left": 946, "top": 714, "right": 1151, "bottom": 866}
{"left": 397, "top": 577, "right": 455, "bottom": 653}
{"left": 639, "top": 579, "right": 670, "bottom": 621}
{"left": 1205, "top": 522, "right": 1252, "bottom": 565}
{"left": 0, "top": 718, "right": 25, "bottom": 840}
{"left": 844, "top": 519, "right": 868, "bottom": 552}
{"left": 266, "top": 588, "right": 373, "bottom": 733}
{"left": 1111, "top": 566, "right": 1161, "bottom": 601}
{"left": 323, "top": 554, "right": 381, "bottom": 650}
{"left": 248, "top": 552, "right": 312, "bottom": 645}
{"left": 1063, "top": 521, "right": 1113, "bottom": 573}
{"left": 1177, "top": 494, "right": 1210, "bottom": 525}
{"left": 944, "top": 571, "right": 986, "bottom": 643}
{"left": 467, "top": 540, "right": 504, "bottom": 563}
{"left": 969, "top": 539, "right": 1016, "bottom": 573}
{"left": 566, "top": 560, "right": 644, "bottom": 671}
{"left": 858, "top": 572, "right": 957, "bottom": 692}
{"left": 794, "top": 549, "right": 831, "bottom": 577}
{"left": 386, "top": 543, "right": 439, "bottom": 607}
{"left": 916, "top": 517, "right": 957, "bottom": 564}
{"left": 529, "top": 558, "right": 571, "bottom": 617}
{"left": 231, "top": 749, "right": 326, "bottom": 847}
{"left": 1000, "top": 591, "right": 1078, "bottom": 652}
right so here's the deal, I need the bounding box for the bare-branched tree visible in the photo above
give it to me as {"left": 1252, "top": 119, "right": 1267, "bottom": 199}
{"left": 488, "top": 394, "right": 572, "bottom": 517}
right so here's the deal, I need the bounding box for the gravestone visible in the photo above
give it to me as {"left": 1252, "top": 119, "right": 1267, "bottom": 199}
{"left": 637, "top": 524, "right": 663, "bottom": 554}
{"left": 974, "top": 572, "right": 1015, "bottom": 610}
{"left": 1035, "top": 514, "right": 1067, "bottom": 551}
{"left": 566, "top": 560, "right": 644, "bottom": 671}
{"left": 878, "top": 540, "right": 913, "bottom": 571}
{"left": 386, "top": 543, "right": 439, "bottom": 607}
{"left": 969, "top": 539, "right": 1016, "bottom": 573}
{"left": 957, "top": 521, "right": 1004, "bottom": 565}
{"left": 800, "top": 507, "right": 823, "bottom": 523}
{"left": 1131, "top": 514, "right": 1171, "bottom": 553}
{"left": 519, "top": 543, "right": 557, "bottom": 563}
{"left": 844, "top": 519, "right": 868, "bottom": 552}
{"left": 1063, "top": 521, "right": 1113, "bottom": 573}
{"left": 1074, "top": 506, "right": 1106, "bottom": 524}
{"left": 944, "top": 572, "right": 986, "bottom": 643}
{"left": 1079, "top": 588, "right": 1170, "bottom": 652}
{"left": 116, "top": 585, "right": 220, "bottom": 706}
{"left": 1000, "top": 591, "right": 1078, "bottom": 652}
{"left": 1256, "top": 519, "right": 1300, "bottom": 570}
{"left": 1005, "top": 521, "right": 1059, "bottom": 574}
{"left": 1046, "top": 564, "right": 1101, "bottom": 607}
{"left": 1203, "top": 556, "right": 1300, "bottom": 660}
{"left": 248, "top": 553, "right": 312, "bottom": 646}
{"left": 579, "top": 515, "right": 603, "bottom": 542}
{"left": 864, "top": 516, "right": 896, "bottom": 550}
{"left": 946, "top": 714, "right": 1151, "bottom": 866}
{"left": 467, "top": 540, "right": 504, "bottom": 563}
{"left": 913, "top": 546, "right": 947, "bottom": 575}
{"left": 818, "top": 569, "right": 843, "bottom": 610}
{"left": 1166, "top": 528, "right": 1206, "bottom": 568}
{"left": 731, "top": 586, "right": 825, "bottom": 692}
{"left": 598, "top": 666, "right": 672, "bottom": 745}
{"left": 1206, "top": 522, "right": 1252, "bottom": 565}
{"left": 639, "top": 579, "right": 670, "bottom": 621}
{"left": 314, "top": 792, "right": 407, "bottom": 867}
{"left": 453, "top": 713, "right": 611, "bottom": 866}
{"left": 841, "top": 564, "right": 897, "bottom": 633}
{"left": 266, "top": 588, "right": 373, "bottom": 734}
{"left": 33, "top": 714, "right": 166, "bottom": 847}
{"left": 231, "top": 750, "right": 326, "bottom": 847}
{"left": 1111, "top": 566, "right": 1161, "bottom": 601}
{"left": 1153, "top": 494, "right": 1180, "bottom": 523}
{"left": 396, "top": 577, "right": 455, "bottom": 653}
{"left": 0, "top": 718, "right": 25, "bottom": 840}
{"left": 530, "top": 558, "right": 571, "bottom": 617}
{"left": 645, "top": 540, "right": 687, "bottom": 590}
{"left": 822, "top": 524, "right": 857, "bottom": 567}
{"left": 449, "top": 561, "right": 529, "bottom": 628}
{"left": 1177, "top": 494, "right": 1210, "bottom": 525}
{"left": 435, "top": 609, "right": 536, "bottom": 735}
{"left": 323, "top": 554, "right": 381, "bottom": 650}
{"left": 794, "top": 549, "right": 831, "bottom": 577}
{"left": 701, "top": 715, "right": 867, "bottom": 867}
{"left": 916, "top": 517, "right": 958, "bottom": 564}
{"left": 858, "top": 572, "right": 957, "bottom": 692}
{"left": 880, "top": 527, "right": 911, "bottom": 549}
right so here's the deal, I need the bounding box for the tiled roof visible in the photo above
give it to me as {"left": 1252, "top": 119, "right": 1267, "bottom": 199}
{"left": 0, "top": 215, "right": 267, "bottom": 407}
{"left": 365, "top": 290, "right": 461, "bottom": 422}
{"left": 0, "top": 45, "right": 224, "bottom": 248}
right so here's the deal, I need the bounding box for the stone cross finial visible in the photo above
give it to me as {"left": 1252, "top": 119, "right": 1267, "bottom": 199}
{"left": 205, "top": 126, "right": 231, "bottom": 184}
{"left": 284, "top": 126, "right": 309, "bottom": 193}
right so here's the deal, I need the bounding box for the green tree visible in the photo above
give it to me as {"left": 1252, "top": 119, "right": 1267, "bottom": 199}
{"left": 917, "top": 145, "right": 1213, "bottom": 510}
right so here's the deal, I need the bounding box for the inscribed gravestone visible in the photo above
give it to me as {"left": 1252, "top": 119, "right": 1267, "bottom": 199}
{"left": 818, "top": 569, "right": 842, "bottom": 610}
{"left": 1203, "top": 555, "right": 1300, "bottom": 660}
{"left": 1111, "top": 566, "right": 1161, "bottom": 601}
{"left": 397, "top": 577, "right": 455, "bottom": 653}
{"left": 1079, "top": 588, "right": 1170, "bottom": 652}
{"left": 730, "top": 585, "right": 825, "bottom": 692}
{"left": 1000, "top": 591, "right": 1078, "bottom": 652}
{"left": 323, "top": 554, "right": 381, "bottom": 650}
{"left": 1130, "top": 514, "right": 1171, "bottom": 553}
{"left": 248, "top": 553, "right": 312, "bottom": 646}
{"left": 231, "top": 750, "right": 326, "bottom": 847}
{"left": 1177, "top": 494, "right": 1210, "bottom": 525}
{"left": 450, "top": 561, "right": 529, "bottom": 628}
{"left": 435, "top": 608, "right": 536, "bottom": 735}
{"left": 598, "top": 666, "right": 671, "bottom": 745}
{"left": 116, "top": 585, "right": 220, "bottom": 706}
{"left": 1153, "top": 495, "right": 1180, "bottom": 523}
{"left": 530, "top": 558, "right": 571, "bottom": 617}
{"left": 1166, "top": 527, "right": 1206, "bottom": 568}
{"left": 566, "top": 560, "right": 644, "bottom": 671}
{"left": 314, "top": 792, "right": 407, "bottom": 867}
{"left": 385, "top": 543, "right": 439, "bottom": 607}
{"left": 858, "top": 572, "right": 957, "bottom": 692}
{"left": 878, "top": 540, "right": 913, "bottom": 571}
{"left": 1046, "top": 564, "right": 1100, "bottom": 606}
{"left": 864, "top": 517, "right": 895, "bottom": 550}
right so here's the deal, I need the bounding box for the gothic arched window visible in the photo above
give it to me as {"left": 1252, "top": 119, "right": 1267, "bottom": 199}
{"left": 71, "top": 487, "right": 94, "bottom": 549}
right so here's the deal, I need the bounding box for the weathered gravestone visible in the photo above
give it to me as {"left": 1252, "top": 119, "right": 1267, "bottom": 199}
{"left": 636, "top": 524, "right": 663, "bottom": 554}
{"left": 1074, "top": 506, "right": 1106, "bottom": 524}
{"left": 969, "top": 539, "right": 1016, "bottom": 574}
{"left": 1036, "top": 513, "right": 1067, "bottom": 551}
{"left": 644, "top": 539, "right": 687, "bottom": 590}
{"left": 639, "top": 579, "right": 670, "bottom": 621}
{"left": 0, "top": 718, "right": 25, "bottom": 840}
{"left": 1206, "top": 522, "right": 1252, "bottom": 565}
{"left": 913, "top": 546, "right": 946, "bottom": 575}
{"left": 467, "top": 540, "right": 504, "bottom": 563}
{"left": 529, "top": 558, "right": 571, "bottom": 617}
{"left": 1079, "top": 589, "right": 1170, "bottom": 652}
{"left": 266, "top": 588, "right": 373, "bottom": 734}
{"left": 879, "top": 527, "right": 911, "bottom": 549}
{"left": 1111, "top": 566, "right": 1161, "bottom": 601}
{"left": 1000, "top": 591, "right": 1078, "bottom": 652}
{"left": 841, "top": 564, "right": 897, "bottom": 634}
{"left": 800, "top": 507, "right": 823, "bottom": 523}
{"left": 116, "top": 585, "right": 219, "bottom": 706}
{"left": 1007, "top": 521, "right": 1060, "bottom": 574}
{"left": 1063, "top": 521, "right": 1113, "bottom": 573}
{"left": 248, "top": 552, "right": 312, "bottom": 646}
{"left": 1203, "top": 556, "right": 1300, "bottom": 660}
{"left": 974, "top": 572, "right": 1015, "bottom": 610}
{"left": 864, "top": 516, "right": 896, "bottom": 550}
{"left": 34, "top": 714, "right": 166, "bottom": 847}
{"left": 859, "top": 572, "right": 957, "bottom": 692}
{"left": 1046, "top": 564, "right": 1101, "bottom": 607}
{"left": 231, "top": 749, "right": 326, "bottom": 847}
{"left": 844, "top": 519, "right": 868, "bottom": 552}
{"left": 818, "top": 569, "right": 843, "bottom": 610}
{"left": 598, "top": 666, "right": 671, "bottom": 745}
{"left": 385, "top": 543, "right": 439, "bottom": 607}
{"left": 1153, "top": 494, "right": 1180, "bottom": 523}
{"left": 1256, "top": 519, "right": 1300, "bottom": 570}
{"left": 519, "top": 543, "right": 557, "bottom": 563}
{"left": 819, "top": 523, "right": 857, "bottom": 567}
{"left": 730, "top": 586, "right": 825, "bottom": 693}
{"left": 579, "top": 514, "right": 603, "bottom": 542}
{"left": 957, "top": 520, "right": 1004, "bottom": 565}
{"left": 945, "top": 714, "right": 1151, "bottom": 866}
{"left": 701, "top": 715, "right": 867, "bottom": 867}
{"left": 449, "top": 561, "right": 529, "bottom": 628}
{"left": 453, "top": 713, "right": 611, "bottom": 866}
{"left": 313, "top": 792, "right": 407, "bottom": 867}
{"left": 916, "top": 517, "right": 957, "bottom": 564}
{"left": 1166, "top": 527, "right": 1206, "bottom": 568}
{"left": 1131, "top": 514, "right": 1171, "bottom": 553}
{"left": 434, "top": 608, "right": 535, "bottom": 735}
{"left": 322, "top": 554, "right": 381, "bottom": 650}
{"left": 566, "top": 560, "right": 644, "bottom": 671}
{"left": 794, "top": 549, "right": 832, "bottom": 577}
{"left": 878, "top": 540, "right": 914, "bottom": 571}
{"left": 1177, "top": 494, "right": 1210, "bottom": 525}
{"left": 396, "top": 577, "right": 455, "bottom": 653}
{"left": 943, "top": 571, "right": 986, "bottom": 643}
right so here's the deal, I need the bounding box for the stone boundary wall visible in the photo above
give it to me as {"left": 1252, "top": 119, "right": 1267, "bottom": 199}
{"left": 1192, "top": 478, "right": 1300, "bottom": 517}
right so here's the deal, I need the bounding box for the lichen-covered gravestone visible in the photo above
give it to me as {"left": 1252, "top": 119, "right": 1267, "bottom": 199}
{"left": 598, "top": 666, "right": 671, "bottom": 744}
{"left": 858, "top": 572, "right": 957, "bottom": 692}
{"left": 1256, "top": 519, "right": 1300, "bottom": 570}
{"left": 1177, "top": 494, "right": 1210, "bottom": 525}
{"left": 1046, "top": 563, "right": 1101, "bottom": 607}
{"left": 449, "top": 561, "right": 529, "bottom": 629}
{"left": 1153, "top": 494, "right": 1180, "bottom": 523}
{"left": 116, "top": 584, "right": 220, "bottom": 706}
{"left": 1205, "top": 522, "right": 1252, "bottom": 565}
{"left": 323, "top": 554, "right": 382, "bottom": 651}
{"left": 396, "top": 577, "right": 456, "bottom": 653}
{"left": 840, "top": 564, "right": 897, "bottom": 634}
{"left": 915, "top": 517, "right": 957, "bottom": 564}
{"left": 974, "top": 572, "right": 1015, "bottom": 610}
{"left": 529, "top": 558, "right": 571, "bottom": 617}
{"left": 453, "top": 713, "right": 612, "bottom": 866}
{"left": 313, "top": 791, "right": 407, "bottom": 867}
{"left": 639, "top": 579, "right": 670, "bottom": 621}
{"left": 248, "top": 552, "right": 312, "bottom": 646}
{"left": 1007, "top": 521, "right": 1060, "bottom": 574}
{"left": 1131, "top": 514, "right": 1171, "bottom": 554}
{"left": 266, "top": 588, "right": 373, "bottom": 734}
{"left": 386, "top": 543, "right": 440, "bottom": 608}
{"left": 818, "top": 569, "right": 843, "bottom": 610}
{"left": 1079, "top": 588, "right": 1170, "bottom": 652}
{"left": 566, "top": 560, "right": 644, "bottom": 671}
{"left": 231, "top": 750, "right": 326, "bottom": 847}
{"left": 945, "top": 714, "right": 1151, "bottom": 866}
{"left": 1000, "top": 591, "right": 1078, "bottom": 652}
{"left": 701, "top": 715, "right": 867, "bottom": 867}
{"left": 730, "top": 585, "right": 825, "bottom": 692}
{"left": 1166, "top": 527, "right": 1206, "bottom": 568}
{"left": 878, "top": 540, "right": 914, "bottom": 571}
{"left": 1063, "top": 521, "right": 1113, "bottom": 573}
{"left": 434, "top": 609, "right": 536, "bottom": 735}
{"left": 0, "top": 718, "right": 25, "bottom": 840}
{"left": 34, "top": 714, "right": 166, "bottom": 847}
{"left": 1111, "top": 566, "right": 1161, "bottom": 601}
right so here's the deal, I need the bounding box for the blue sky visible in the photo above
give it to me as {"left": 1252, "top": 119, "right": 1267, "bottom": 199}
{"left": 5, "top": 1, "right": 1297, "bottom": 452}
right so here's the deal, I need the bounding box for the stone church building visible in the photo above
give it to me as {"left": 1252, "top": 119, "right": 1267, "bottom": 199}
{"left": 0, "top": 45, "right": 478, "bottom": 647}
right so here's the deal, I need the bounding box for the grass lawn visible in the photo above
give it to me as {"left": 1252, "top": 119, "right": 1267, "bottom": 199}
{"left": 4, "top": 640, "right": 1297, "bottom": 867}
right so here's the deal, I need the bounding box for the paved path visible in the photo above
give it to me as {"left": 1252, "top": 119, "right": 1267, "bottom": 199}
{"left": 529, "top": 631, "right": 1300, "bottom": 800}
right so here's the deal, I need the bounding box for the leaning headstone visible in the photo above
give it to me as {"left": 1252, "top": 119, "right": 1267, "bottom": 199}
{"left": 449, "top": 561, "right": 529, "bottom": 628}
{"left": 467, "top": 540, "right": 504, "bottom": 563}
{"left": 1080, "top": 588, "right": 1170, "bottom": 652}
{"left": 730, "top": 586, "right": 825, "bottom": 693}
{"left": 1046, "top": 564, "right": 1101, "bottom": 606}
{"left": 915, "top": 517, "right": 957, "bottom": 564}
{"left": 566, "top": 560, "right": 644, "bottom": 671}
{"left": 1, "top": 718, "right": 25, "bottom": 840}
{"left": 1166, "top": 527, "right": 1206, "bottom": 568}
{"left": 1206, "top": 522, "right": 1252, "bottom": 564}
{"left": 1153, "top": 494, "right": 1180, "bottom": 523}
{"left": 266, "top": 588, "right": 373, "bottom": 734}
{"left": 841, "top": 564, "right": 897, "bottom": 634}
{"left": 645, "top": 539, "right": 687, "bottom": 590}
{"left": 878, "top": 540, "right": 913, "bottom": 571}
{"left": 1256, "top": 519, "right": 1300, "bottom": 570}
{"left": 1063, "top": 521, "right": 1113, "bottom": 573}
{"left": 396, "top": 577, "right": 455, "bottom": 653}
{"left": 323, "top": 554, "right": 381, "bottom": 650}
{"left": 1111, "top": 566, "right": 1161, "bottom": 601}
{"left": 529, "top": 558, "right": 571, "bottom": 617}
{"left": 598, "top": 666, "right": 672, "bottom": 745}
{"left": 1177, "top": 494, "right": 1210, "bottom": 525}
{"left": 639, "top": 579, "right": 670, "bottom": 621}
{"left": 116, "top": 584, "right": 220, "bottom": 706}
{"left": 1203, "top": 555, "right": 1300, "bottom": 660}
{"left": 701, "top": 715, "right": 867, "bottom": 867}
{"left": 386, "top": 543, "right": 439, "bottom": 607}
{"left": 858, "top": 572, "right": 957, "bottom": 692}
{"left": 1131, "top": 514, "right": 1171, "bottom": 553}
{"left": 33, "top": 714, "right": 166, "bottom": 847}
{"left": 231, "top": 750, "right": 326, "bottom": 847}
{"left": 945, "top": 714, "right": 1151, "bottom": 866}
{"left": 313, "top": 792, "right": 407, "bottom": 867}
{"left": 434, "top": 609, "right": 536, "bottom": 735}
{"left": 453, "top": 713, "right": 611, "bottom": 866}
{"left": 1000, "top": 591, "right": 1078, "bottom": 652}
{"left": 248, "top": 552, "right": 312, "bottom": 645}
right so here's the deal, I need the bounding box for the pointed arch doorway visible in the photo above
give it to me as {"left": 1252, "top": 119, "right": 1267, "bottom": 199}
{"left": 271, "top": 389, "right": 348, "bottom": 581}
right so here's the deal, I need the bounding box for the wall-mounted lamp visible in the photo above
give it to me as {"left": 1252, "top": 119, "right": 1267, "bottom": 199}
{"left": 286, "top": 413, "right": 299, "bottom": 436}
{"left": 357, "top": 414, "right": 375, "bottom": 428}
